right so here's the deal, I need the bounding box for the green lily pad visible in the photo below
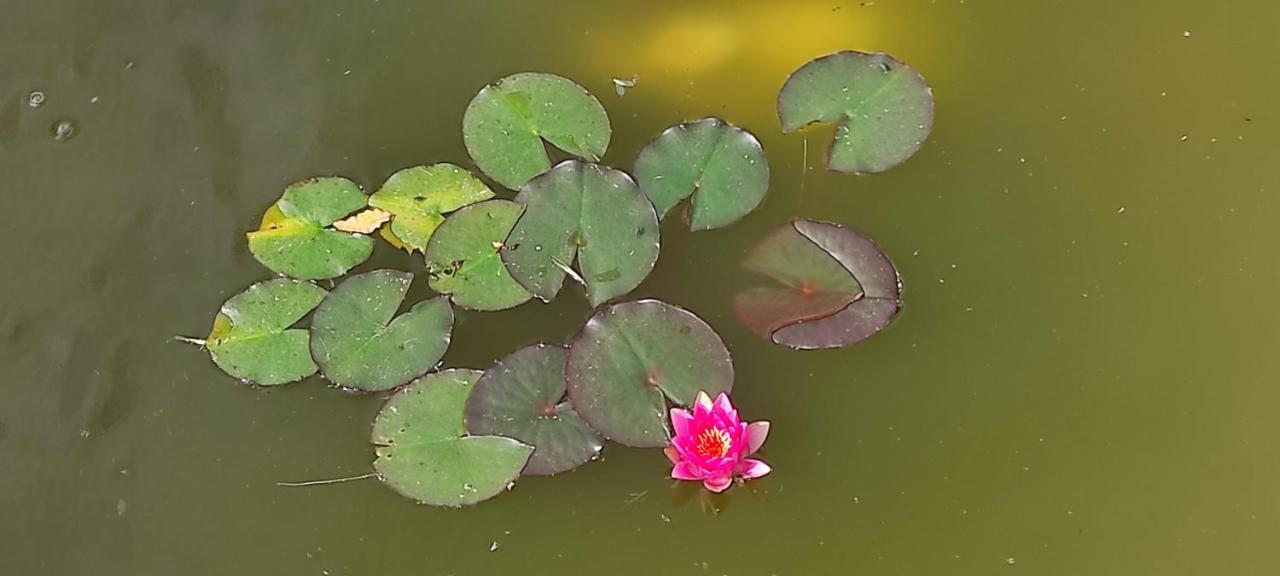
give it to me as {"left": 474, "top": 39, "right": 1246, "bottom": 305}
{"left": 373, "top": 370, "right": 534, "bottom": 507}
{"left": 205, "top": 279, "right": 327, "bottom": 386}
{"left": 502, "top": 161, "right": 659, "bottom": 307}
{"left": 369, "top": 164, "right": 495, "bottom": 253}
{"left": 310, "top": 270, "right": 453, "bottom": 391}
{"left": 566, "top": 300, "right": 733, "bottom": 447}
{"left": 247, "top": 177, "right": 374, "bottom": 280}
{"left": 466, "top": 344, "right": 603, "bottom": 476}
{"left": 423, "top": 199, "right": 532, "bottom": 312}
{"left": 463, "top": 72, "right": 611, "bottom": 190}
{"left": 633, "top": 117, "right": 769, "bottom": 230}
{"left": 734, "top": 219, "right": 902, "bottom": 349}
{"left": 778, "top": 50, "right": 934, "bottom": 174}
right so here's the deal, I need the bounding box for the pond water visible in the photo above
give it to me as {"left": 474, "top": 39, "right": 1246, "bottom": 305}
{"left": 3, "top": 1, "right": 1279, "bottom": 574}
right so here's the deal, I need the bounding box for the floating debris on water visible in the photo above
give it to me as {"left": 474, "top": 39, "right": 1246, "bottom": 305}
{"left": 52, "top": 119, "right": 77, "bottom": 141}
{"left": 612, "top": 76, "right": 637, "bottom": 96}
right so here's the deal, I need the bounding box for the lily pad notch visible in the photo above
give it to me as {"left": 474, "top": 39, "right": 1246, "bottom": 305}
{"left": 778, "top": 50, "right": 934, "bottom": 174}
{"left": 734, "top": 219, "right": 902, "bottom": 350}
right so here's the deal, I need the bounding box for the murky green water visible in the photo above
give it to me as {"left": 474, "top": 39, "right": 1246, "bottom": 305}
{"left": 4, "top": 1, "right": 1280, "bottom": 574}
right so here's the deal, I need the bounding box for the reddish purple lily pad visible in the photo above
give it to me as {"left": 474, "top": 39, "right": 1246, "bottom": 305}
{"left": 566, "top": 300, "right": 733, "bottom": 448}
{"left": 734, "top": 219, "right": 901, "bottom": 349}
{"left": 465, "top": 344, "right": 603, "bottom": 476}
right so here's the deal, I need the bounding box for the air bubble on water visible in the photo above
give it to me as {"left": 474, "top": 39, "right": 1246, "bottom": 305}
{"left": 28, "top": 91, "right": 45, "bottom": 108}
{"left": 52, "top": 119, "right": 77, "bottom": 141}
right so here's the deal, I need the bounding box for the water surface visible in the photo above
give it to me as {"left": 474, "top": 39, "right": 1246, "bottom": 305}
{"left": 3, "top": 1, "right": 1279, "bottom": 574}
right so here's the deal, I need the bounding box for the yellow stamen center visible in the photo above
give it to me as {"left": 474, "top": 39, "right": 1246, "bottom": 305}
{"left": 694, "top": 427, "right": 732, "bottom": 459}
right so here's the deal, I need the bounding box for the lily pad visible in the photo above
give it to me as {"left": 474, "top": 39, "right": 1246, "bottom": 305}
{"left": 778, "top": 50, "right": 934, "bottom": 174}
{"left": 373, "top": 370, "right": 534, "bottom": 507}
{"left": 247, "top": 177, "right": 374, "bottom": 280}
{"left": 423, "top": 199, "right": 532, "bottom": 311}
{"left": 566, "top": 300, "right": 733, "bottom": 447}
{"left": 463, "top": 72, "right": 611, "bottom": 190}
{"left": 734, "top": 219, "right": 901, "bottom": 349}
{"left": 634, "top": 117, "right": 769, "bottom": 230}
{"left": 205, "top": 279, "right": 327, "bottom": 386}
{"left": 466, "top": 344, "right": 603, "bottom": 476}
{"left": 369, "top": 164, "right": 495, "bottom": 253}
{"left": 310, "top": 270, "right": 453, "bottom": 391}
{"left": 502, "top": 160, "right": 659, "bottom": 307}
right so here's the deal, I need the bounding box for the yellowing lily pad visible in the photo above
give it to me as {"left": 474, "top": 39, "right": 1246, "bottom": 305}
{"left": 778, "top": 51, "right": 934, "bottom": 174}
{"left": 205, "top": 279, "right": 327, "bottom": 386}
{"left": 423, "top": 199, "right": 532, "bottom": 312}
{"left": 466, "top": 344, "right": 603, "bottom": 476}
{"left": 247, "top": 177, "right": 374, "bottom": 280}
{"left": 502, "top": 161, "right": 660, "bottom": 307}
{"left": 566, "top": 300, "right": 733, "bottom": 447}
{"left": 734, "top": 219, "right": 902, "bottom": 349}
{"left": 373, "top": 370, "right": 534, "bottom": 507}
{"left": 368, "top": 164, "right": 495, "bottom": 253}
{"left": 310, "top": 270, "right": 453, "bottom": 391}
{"left": 463, "top": 73, "right": 611, "bottom": 190}
{"left": 634, "top": 117, "right": 769, "bottom": 230}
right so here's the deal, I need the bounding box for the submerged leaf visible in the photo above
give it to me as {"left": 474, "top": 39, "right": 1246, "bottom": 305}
{"left": 466, "top": 344, "right": 603, "bottom": 475}
{"left": 373, "top": 370, "right": 534, "bottom": 507}
{"left": 247, "top": 177, "right": 374, "bottom": 280}
{"left": 463, "top": 73, "right": 611, "bottom": 189}
{"left": 310, "top": 270, "right": 453, "bottom": 391}
{"left": 734, "top": 219, "right": 901, "bottom": 349}
{"left": 205, "top": 279, "right": 327, "bottom": 386}
{"left": 502, "top": 160, "right": 659, "bottom": 306}
{"left": 779, "top": 51, "right": 934, "bottom": 174}
{"left": 424, "top": 199, "right": 532, "bottom": 311}
{"left": 368, "top": 164, "right": 495, "bottom": 253}
{"left": 634, "top": 117, "right": 769, "bottom": 230}
{"left": 566, "top": 300, "right": 733, "bottom": 447}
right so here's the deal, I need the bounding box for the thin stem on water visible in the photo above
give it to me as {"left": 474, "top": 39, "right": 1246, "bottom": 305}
{"left": 275, "top": 472, "right": 377, "bottom": 488}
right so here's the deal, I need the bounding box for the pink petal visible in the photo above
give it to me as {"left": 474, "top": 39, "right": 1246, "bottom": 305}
{"left": 672, "top": 462, "right": 702, "bottom": 481}
{"left": 703, "top": 475, "right": 732, "bottom": 493}
{"left": 712, "top": 393, "right": 734, "bottom": 416}
{"left": 746, "top": 421, "right": 770, "bottom": 455}
{"left": 664, "top": 445, "right": 681, "bottom": 465}
{"left": 694, "top": 391, "right": 713, "bottom": 413}
{"left": 670, "top": 408, "right": 693, "bottom": 437}
{"left": 736, "top": 458, "right": 771, "bottom": 479}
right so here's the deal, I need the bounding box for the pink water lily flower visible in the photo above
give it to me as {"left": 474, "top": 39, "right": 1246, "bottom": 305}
{"left": 664, "top": 391, "right": 771, "bottom": 492}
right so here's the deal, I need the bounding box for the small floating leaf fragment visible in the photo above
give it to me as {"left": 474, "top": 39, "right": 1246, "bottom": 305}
{"left": 332, "top": 208, "right": 391, "bottom": 234}
{"left": 612, "top": 76, "right": 637, "bottom": 96}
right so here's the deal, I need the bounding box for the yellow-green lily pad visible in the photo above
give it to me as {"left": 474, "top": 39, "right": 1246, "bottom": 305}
{"left": 247, "top": 177, "right": 374, "bottom": 280}
{"left": 369, "top": 164, "right": 495, "bottom": 253}
{"left": 205, "top": 279, "right": 327, "bottom": 386}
